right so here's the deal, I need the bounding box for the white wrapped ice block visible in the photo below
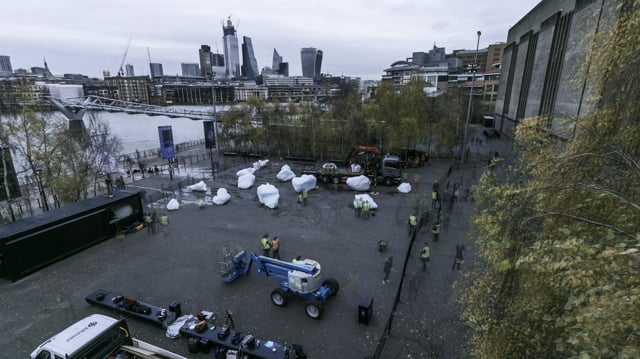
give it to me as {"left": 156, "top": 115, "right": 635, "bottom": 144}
{"left": 346, "top": 175, "right": 370, "bottom": 191}
{"left": 186, "top": 180, "right": 208, "bottom": 192}
{"left": 355, "top": 194, "right": 378, "bottom": 209}
{"left": 213, "top": 188, "right": 231, "bottom": 205}
{"left": 277, "top": 164, "right": 296, "bottom": 182}
{"left": 236, "top": 167, "right": 256, "bottom": 177}
{"left": 257, "top": 183, "right": 279, "bottom": 209}
{"left": 397, "top": 182, "right": 412, "bottom": 193}
{"left": 166, "top": 198, "right": 180, "bottom": 211}
{"left": 291, "top": 174, "right": 317, "bottom": 192}
{"left": 238, "top": 173, "right": 256, "bottom": 189}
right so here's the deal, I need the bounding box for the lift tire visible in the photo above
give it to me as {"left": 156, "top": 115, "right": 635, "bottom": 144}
{"left": 271, "top": 288, "right": 289, "bottom": 307}
{"left": 305, "top": 299, "right": 324, "bottom": 319}
{"left": 322, "top": 278, "right": 340, "bottom": 296}
{"left": 332, "top": 176, "right": 340, "bottom": 184}
{"left": 383, "top": 177, "right": 393, "bottom": 186}
{"left": 321, "top": 175, "right": 330, "bottom": 184}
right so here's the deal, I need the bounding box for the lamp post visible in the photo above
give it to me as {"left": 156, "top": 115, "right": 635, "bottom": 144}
{"left": 210, "top": 74, "right": 218, "bottom": 177}
{"left": 461, "top": 30, "right": 481, "bottom": 163}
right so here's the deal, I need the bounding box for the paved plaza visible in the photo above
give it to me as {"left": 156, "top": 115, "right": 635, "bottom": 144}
{"left": 0, "top": 128, "right": 509, "bottom": 358}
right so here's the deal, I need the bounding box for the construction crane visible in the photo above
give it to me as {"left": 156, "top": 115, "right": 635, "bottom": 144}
{"left": 118, "top": 38, "right": 132, "bottom": 77}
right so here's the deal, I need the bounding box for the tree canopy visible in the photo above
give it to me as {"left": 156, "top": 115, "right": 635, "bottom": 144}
{"left": 463, "top": 4, "right": 640, "bottom": 357}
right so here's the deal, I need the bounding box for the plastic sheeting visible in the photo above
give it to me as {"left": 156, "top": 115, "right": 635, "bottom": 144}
{"left": 186, "top": 180, "right": 208, "bottom": 192}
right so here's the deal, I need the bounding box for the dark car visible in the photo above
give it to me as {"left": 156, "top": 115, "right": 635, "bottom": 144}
{"left": 483, "top": 128, "right": 501, "bottom": 138}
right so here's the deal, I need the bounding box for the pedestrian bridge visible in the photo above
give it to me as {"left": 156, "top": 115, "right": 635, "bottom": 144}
{"left": 49, "top": 95, "right": 222, "bottom": 121}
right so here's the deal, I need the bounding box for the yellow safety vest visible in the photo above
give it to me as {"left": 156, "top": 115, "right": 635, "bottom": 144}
{"left": 409, "top": 215, "right": 417, "bottom": 226}
{"left": 421, "top": 246, "right": 430, "bottom": 258}
{"left": 160, "top": 215, "right": 168, "bottom": 226}
{"left": 261, "top": 237, "right": 271, "bottom": 250}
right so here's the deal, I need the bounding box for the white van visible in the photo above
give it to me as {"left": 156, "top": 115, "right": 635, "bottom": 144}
{"left": 30, "top": 313, "right": 186, "bottom": 359}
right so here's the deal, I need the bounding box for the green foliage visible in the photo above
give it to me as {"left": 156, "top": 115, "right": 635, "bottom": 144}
{"left": 463, "top": 6, "right": 640, "bottom": 357}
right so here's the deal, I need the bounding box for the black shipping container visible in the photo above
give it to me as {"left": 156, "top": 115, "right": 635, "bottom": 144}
{"left": 0, "top": 190, "right": 144, "bottom": 281}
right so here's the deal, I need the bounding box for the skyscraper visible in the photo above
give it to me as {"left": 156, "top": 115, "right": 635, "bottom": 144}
{"left": 241, "top": 36, "right": 259, "bottom": 80}
{"left": 272, "top": 48, "right": 282, "bottom": 73}
{"left": 222, "top": 17, "right": 241, "bottom": 78}
{"left": 199, "top": 45, "right": 213, "bottom": 79}
{"left": 272, "top": 49, "right": 289, "bottom": 76}
{"left": 0, "top": 55, "right": 13, "bottom": 77}
{"left": 125, "top": 64, "right": 135, "bottom": 77}
{"left": 300, "top": 47, "right": 323, "bottom": 79}
{"left": 149, "top": 63, "right": 164, "bottom": 78}
{"left": 181, "top": 63, "right": 200, "bottom": 77}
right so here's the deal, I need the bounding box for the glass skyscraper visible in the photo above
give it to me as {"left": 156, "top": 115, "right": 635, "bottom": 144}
{"left": 222, "top": 17, "right": 241, "bottom": 79}
{"left": 300, "top": 47, "right": 323, "bottom": 79}
{"left": 241, "top": 36, "right": 259, "bottom": 80}
{"left": 0, "top": 55, "right": 12, "bottom": 77}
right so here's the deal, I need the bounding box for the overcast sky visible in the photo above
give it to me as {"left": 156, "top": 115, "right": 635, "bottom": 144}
{"left": 2, "top": 0, "right": 540, "bottom": 80}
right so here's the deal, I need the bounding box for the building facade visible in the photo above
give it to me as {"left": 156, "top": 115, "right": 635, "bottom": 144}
{"left": 222, "top": 18, "right": 241, "bottom": 79}
{"left": 181, "top": 63, "right": 200, "bottom": 78}
{"left": 495, "top": 0, "right": 625, "bottom": 138}
{"left": 241, "top": 36, "right": 259, "bottom": 80}
{"left": 149, "top": 63, "right": 164, "bottom": 78}
{"left": 300, "top": 47, "right": 323, "bottom": 79}
{"left": 199, "top": 45, "right": 213, "bottom": 79}
{"left": 104, "top": 76, "right": 149, "bottom": 103}
{"left": 0, "top": 55, "right": 13, "bottom": 77}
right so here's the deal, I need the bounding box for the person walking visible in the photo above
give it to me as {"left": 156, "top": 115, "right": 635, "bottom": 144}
{"left": 145, "top": 212, "right": 153, "bottom": 235}
{"left": 382, "top": 256, "right": 393, "bottom": 284}
{"left": 297, "top": 192, "right": 303, "bottom": 208}
{"left": 302, "top": 189, "right": 308, "bottom": 207}
{"left": 270, "top": 236, "right": 280, "bottom": 259}
{"left": 432, "top": 221, "right": 441, "bottom": 241}
{"left": 260, "top": 233, "right": 271, "bottom": 257}
{"left": 453, "top": 243, "right": 466, "bottom": 271}
{"left": 408, "top": 213, "right": 417, "bottom": 237}
{"left": 420, "top": 242, "right": 430, "bottom": 271}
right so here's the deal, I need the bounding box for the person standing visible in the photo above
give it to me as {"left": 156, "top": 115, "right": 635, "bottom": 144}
{"left": 151, "top": 211, "right": 157, "bottom": 234}
{"left": 353, "top": 197, "right": 362, "bottom": 217}
{"left": 270, "top": 236, "right": 280, "bottom": 259}
{"left": 420, "top": 242, "right": 430, "bottom": 271}
{"left": 382, "top": 256, "right": 393, "bottom": 284}
{"left": 432, "top": 222, "right": 441, "bottom": 241}
{"left": 453, "top": 243, "right": 466, "bottom": 271}
{"left": 105, "top": 173, "right": 113, "bottom": 197}
{"left": 297, "top": 192, "right": 303, "bottom": 208}
{"left": 302, "top": 189, "right": 308, "bottom": 207}
{"left": 408, "top": 213, "right": 417, "bottom": 237}
{"left": 362, "top": 200, "right": 370, "bottom": 219}
{"left": 260, "top": 233, "right": 271, "bottom": 257}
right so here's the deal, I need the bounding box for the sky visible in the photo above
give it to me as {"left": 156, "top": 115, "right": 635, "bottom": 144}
{"left": 2, "top": 0, "right": 541, "bottom": 81}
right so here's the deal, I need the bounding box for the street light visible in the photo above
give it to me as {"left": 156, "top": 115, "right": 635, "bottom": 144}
{"left": 210, "top": 74, "right": 218, "bottom": 177}
{"left": 461, "top": 30, "right": 481, "bottom": 163}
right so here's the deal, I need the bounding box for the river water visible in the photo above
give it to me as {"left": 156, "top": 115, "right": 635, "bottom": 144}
{"left": 79, "top": 105, "right": 227, "bottom": 155}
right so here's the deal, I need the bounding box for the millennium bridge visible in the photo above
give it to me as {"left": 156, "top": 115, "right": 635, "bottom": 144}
{"left": 49, "top": 95, "right": 224, "bottom": 121}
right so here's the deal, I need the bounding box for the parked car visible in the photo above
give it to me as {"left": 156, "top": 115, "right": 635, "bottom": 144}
{"left": 483, "top": 128, "right": 501, "bottom": 138}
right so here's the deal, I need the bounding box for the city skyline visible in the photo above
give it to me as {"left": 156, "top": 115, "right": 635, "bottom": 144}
{"left": 1, "top": 0, "right": 540, "bottom": 80}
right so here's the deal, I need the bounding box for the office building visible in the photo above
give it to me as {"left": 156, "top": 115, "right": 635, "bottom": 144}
{"left": 199, "top": 45, "right": 213, "bottom": 79}
{"left": 494, "top": 0, "right": 625, "bottom": 137}
{"left": 222, "top": 17, "right": 241, "bottom": 78}
{"left": 241, "top": 36, "right": 259, "bottom": 80}
{"left": 272, "top": 49, "right": 282, "bottom": 73}
{"left": 0, "top": 55, "right": 13, "bottom": 77}
{"left": 125, "top": 64, "right": 135, "bottom": 77}
{"left": 181, "top": 63, "right": 200, "bottom": 77}
{"left": 149, "top": 63, "right": 164, "bottom": 78}
{"left": 301, "top": 47, "right": 323, "bottom": 79}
